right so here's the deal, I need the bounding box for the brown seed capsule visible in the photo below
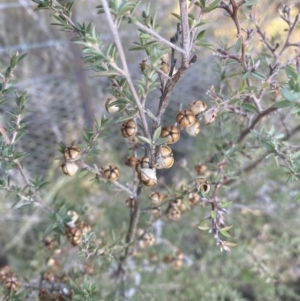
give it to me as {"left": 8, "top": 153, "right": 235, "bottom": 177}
{"left": 78, "top": 222, "right": 91, "bottom": 233}
{"left": 195, "top": 177, "right": 211, "bottom": 194}
{"left": 149, "top": 191, "right": 164, "bottom": 205}
{"left": 125, "top": 155, "right": 137, "bottom": 168}
{"left": 121, "top": 119, "right": 137, "bottom": 138}
{"left": 171, "top": 199, "right": 182, "bottom": 207}
{"left": 204, "top": 109, "right": 217, "bottom": 125}
{"left": 140, "top": 59, "right": 147, "bottom": 72}
{"left": 160, "top": 60, "right": 170, "bottom": 74}
{"left": 65, "top": 226, "right": 82, "bottom": 246}
{"left": 186, "top": 120, "right": 201, "bottom": 136}
{"left": 151, "top": 208, "right": 161, "bottom": 218}
{"left": 189, "top": 192, "right": 200, "bottom": 205}
{"left": 4, "top": 276, "right": 19, "bottom": 292}
{"left": 156, "top": 145, "right": 174, "bottom": 169}
{"left": 61, "top": 161, "right": 78, "bottom": 176}
{"left": 38, "top": 288, "right": 49, "bottom": 301}
{"left": 163, "top": 255, "right": 174, "bottom": 264}
{"left": 138, "top": 168, "right": 157, "bottom": 186}
{"left": 194, "top": 164, "right": 208, "bottom": 175}
{"left": 135, "top": 157, "right": 150, "bottom": 172}
{"left": 63, "top": 145, "right": 81, "bottom": 161}
{"left": 166, "top": 206, "right": 181, "bottom": 220}
{"left": 188, "top": 100, "right": 208, "bottom": 115}
{"left": 43, "top": 271, "right": 54, "bottom": 282}
{"left": 0, "top": 266, "right": 10, "bottom": 283}
{"left": 176, "top": 250, "right": 184, "bottom": 260}
{"left": 176, "top": 110, "right": 195, "bottom": 128}
{"left": 83, "top": 264, "right": 94, "bottom": 275}
{"left": 142, "top": 233, "right": 155, "bottom": 246}
{"left": 125, "top": 197, "right": 136, "bottom": 208}
{"left": 173, "top": 259, "right": 183, "bottom": 270}
{"left": 105, "top": 97, "right": 119, "bottom": 113}
{"left": 102, "top": 165, "right": 120, "bottom": 181}
{"left": 160, "top": 125, "right": 180, "bottom": 144}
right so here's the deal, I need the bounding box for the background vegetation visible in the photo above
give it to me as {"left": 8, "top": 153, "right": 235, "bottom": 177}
{"left": 0, "top": 0, "right": 300, "bottom": 300}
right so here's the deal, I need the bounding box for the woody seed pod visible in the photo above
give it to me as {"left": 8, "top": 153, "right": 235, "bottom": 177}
{"left": 189, "top": 192, "right": 200, "bottom": 205}
{"left": 204, "top": 109, "right": 217, "bottom": 125}
{"left": 125, "top": 155, "right": 137, "bottom": 168}
{"left": 103, "top": 165, "right": 120, "bottom": 181}
{"left": 125, "top": 197, "right": 136, "bottom": 208}
{"left": 138, "top": 168, "right": 157, "bottom": 186}
{"left": 78, "top": 221, "right": 91, "bottom": 233}
{"left": 160, "top": 125, "right": 180, "bottom": 144}
{"left": 4, "top": 276, "right": 19, "bottom": 292}
{"left": 188, "top": 100, "right": 208, "bottom": 115}
{"left": 135, "top": 156, "right": 150, "bottom": 172}
{"left": 186, "top": 120, "right": 201, "bottom": 136}
{"left": 43, "top": 271, "right": 54, "bottom": 282}
{"left": 63, "top": 145, "right": 81, "bottom": 161}
{"left": 176, "top": 110, "right": 195, "bottom": 128}
{"left": 166, "top": 206, "right": 181, "bottom": 220}
{"left": 195, "top": 177, "right": 211, "bottom": 194}
{"left": 121, "top": 119, "right": 137, "bottom": 138}
{"left": 61, "top": 161, "right": 78, "bottom": 176}
{"left": 38, "top": 288, "right": 49, "bottom": 301}
{"left": 65, "top": 226, "right": 82, "bottom": 246}
{"left": 149, "top": 191, "right": 164, "bottom": 205}
{"left": 105, "top": 97, "right": 119, "bottom": 113}
{"left": 194, "top": 164, "right": 208, "bottom": 175}
{"left": 156, "top": 145, "right": 174, "bottom": 169}
{"left": 140, "top": 59, "right": 147, "bottom": 72}
{"left": 171, "top": 199, "right": 182, "bottom": 207}
{"left": 0, "top": 266, "right": 10, "bottom": 283}
{"left": 173, "top": 259, "right": 183, "bottom": 270}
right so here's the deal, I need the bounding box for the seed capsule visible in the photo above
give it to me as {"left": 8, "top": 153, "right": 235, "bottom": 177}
{"left": 204, "top": 109, "right": 217, "bottom": 125}
{"left": 149, "top": 192, "right": 164, "bottom": 205}
{"left": 4, "top": 276, "right": 19, "bottom": 292}
{"left": 121, "top": 119, "right": 137, "bottom": 138}
{"left": 194, "top": 164, "right": 208, "bottom": 175}
{"left": 186, "top": 120, "right": 201, "bottom": 136}
{"left": 63, "top": 145, "right": 81, "bottom": 161}
{"left": 156, "top": 146, "right": 174, "bottom": 169}
{"left": 65, "top": 226, "right": 82, "bottom": 246}
{"left": 105, "top": 97, "right": 119, "bottom": 113}
{"left": 138, "top": 168, "right": 157, "bottom": 186}
{"left": 188, "top": 100, "right": 208, "bottom": 115}
{"left": 140, "top": 59, "right": 147, "bottom": 72}
{"left": 102, "top": 165, "right": 120, "bottom": 181}
{"left": 125, "top": 197, "right": 136, "bottom": 208}
{"left": 125, "top": 155, "right": 137, "bottom": 168}
{"left": 176, "top": 110, "right": 195, "bottom": 128}
{"left": 195, "top": 177, "right": 211, "bottom": 194}
{"left": 61, "top": 161, "right": 78, "bottom": 176}
{"left": 188, "top": 192, "right": 200, "bottom": 205}
{"left": 160, "top": 125, "right": 180, "bottom": 144}
{"left": 135, "top": 157, "right": 150, "bottom": 172}
{"left": 166, "top": 206, "right": 181, "bottom": 220}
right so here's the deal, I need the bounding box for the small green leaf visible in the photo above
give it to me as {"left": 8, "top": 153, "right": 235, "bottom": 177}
{"left": 220, "top": 201, "right": 232, "bottom": 208}
{"left": 272, "top": 100, "right": 292, "bottom": 108}
{"left": 153, "top": 126, "right": 161, "bottom": 142}
{"left": 137, "top": 136, "right": 152, "bottom": 145}
{"left": 220, "top": 229, "right": 231, "bottom": 238}
{"left": 205, "top": 0, "right": 222, "bottom": 12}
{"left": 198, "top": 219, "right": 210, "bottom": 231}
{"left": 195, "top": 30, "right": 206, "bottom": 41}
{"left": 171, "top": 13, "right": 180, "bottom": 20}
{"left": 281, "top": 87, "right": 297, "bottom": 102}
{"left": 241, "top": 103, "right": 257, "bottom": 113}
{"left": 211, "top": 210, "right": 217, "bottom": 219}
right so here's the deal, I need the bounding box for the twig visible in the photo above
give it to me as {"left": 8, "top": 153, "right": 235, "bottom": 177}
{"left": 132, "top": 19, "right": 186, "bottom": 55}
{"left": 179, "top": 0, "right": 190, "bottom": 68}
{"left": 0, "top": 124, "right": 54, "bottom": 214}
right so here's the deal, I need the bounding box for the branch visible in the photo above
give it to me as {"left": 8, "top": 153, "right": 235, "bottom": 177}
{"left": 101, "top": 0, "right": 151, "bottom": 142}
{"left": 0, "top": 124, "right": 54, "bottom": 214}
{"left": 132, "top": 19, "right": 186, "bottom": 55}
{"left": 179, "top": 0, "right": 190, "bottom": 68}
